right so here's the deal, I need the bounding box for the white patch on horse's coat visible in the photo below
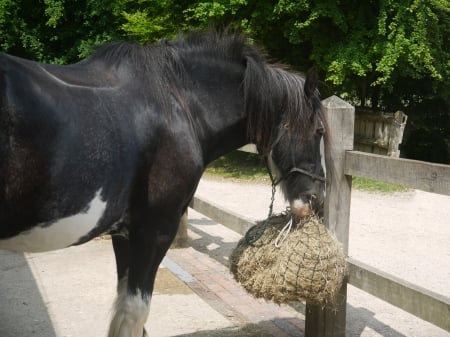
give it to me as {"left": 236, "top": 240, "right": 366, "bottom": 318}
{"left": 0, "top": 190, "right": 106, "bottom": 252}
{"left": 320, "top": 134, "right": 326, "bottom": 179}
{"left": 291, "top": 198, "right": 307, "bottom": 210}
{"left": 320, "top": 133, "right": 327, "bottom": 199}
{"left": 108, "top": 277, "right": 150, "bottom": 337}
{"left": 290, "top": 198, "right": 312, "bottom": 217}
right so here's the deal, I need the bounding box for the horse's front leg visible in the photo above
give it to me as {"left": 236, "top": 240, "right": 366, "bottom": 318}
{"left": 108, "top": 214, "right": 179, "bottom": 337}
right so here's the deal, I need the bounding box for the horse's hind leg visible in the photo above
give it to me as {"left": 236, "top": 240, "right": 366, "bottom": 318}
{"left": 108, "top": 217, "right": 178, "bottom": 337}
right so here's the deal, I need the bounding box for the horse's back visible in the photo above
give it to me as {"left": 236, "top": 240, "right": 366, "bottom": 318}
{"left": 0, "top": 53, "right": 140, "bottom": 251}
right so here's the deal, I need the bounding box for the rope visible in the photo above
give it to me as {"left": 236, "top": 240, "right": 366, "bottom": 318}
{"left": 274, "top": 216, "right": 293, "bottom": 248}
{"left": 244, "top": 157, "right": 278, "bottom": 244}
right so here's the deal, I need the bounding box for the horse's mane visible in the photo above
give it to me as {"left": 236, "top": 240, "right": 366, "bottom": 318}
{"left": 88, "top": 30, "right": 326, "bottom": 155}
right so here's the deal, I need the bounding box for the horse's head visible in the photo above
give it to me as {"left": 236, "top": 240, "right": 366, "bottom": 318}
{"left": 268, "top": 69, "right": 327, "bottom": 218}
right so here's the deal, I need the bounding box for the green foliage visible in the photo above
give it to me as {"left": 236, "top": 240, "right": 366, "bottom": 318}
{"left": 0, "top": 0, "right": 125, "bottom": 63}
{"left": 270, "top": 1, "right": 449, "bottom": 105}
{"left": 375, "top": 1, "right": 445, "bottom": 85}
{"left": 44, "top": 0, "right": 65, "bottom": 28}
{"left": 183, "top": 0, "right": 250, "bottom": 30}
{"left": 120, "top": 0, "right": 188, "bottom": 43}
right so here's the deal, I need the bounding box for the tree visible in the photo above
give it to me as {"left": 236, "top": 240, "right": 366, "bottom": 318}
{"left": 120, "top": 0, "right": 192, "bottom": 42}
{"left": 168, "top": 0, "right": 450, "bottom": 147}
{"left": 176, "top": 1, "right": 449, "bottom": 105}
{"left": 0, "top": 0, "right": 127, "bottom": 63}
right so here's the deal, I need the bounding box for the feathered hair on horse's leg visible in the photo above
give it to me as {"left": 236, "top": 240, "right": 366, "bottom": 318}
{"left": 108, "top": 275, "right": 150, "bottom": 337}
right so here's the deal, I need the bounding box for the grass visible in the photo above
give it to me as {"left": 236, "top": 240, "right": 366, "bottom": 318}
{"left": 205, "top": 150, "right": 408, "bottom": 192}
{"left": 204, "top": 150, "right": 268, "bottom": 182}
{"left": 351, "top": 176, "right": 408, "bottom": 193}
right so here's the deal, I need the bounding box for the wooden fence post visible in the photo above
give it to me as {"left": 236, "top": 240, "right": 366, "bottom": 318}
{"left": 305, "top": 95, "right": 354, "bottom": 337}
{"left": 171, "top": 210, "right": 189, "bottom": 248}
{"left": 387, "top": 110, "right": 408, "bottom": 158}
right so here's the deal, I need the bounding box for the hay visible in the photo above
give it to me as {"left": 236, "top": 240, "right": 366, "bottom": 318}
{"left": 229, "top": 213, "right": 347, "bottom": 305}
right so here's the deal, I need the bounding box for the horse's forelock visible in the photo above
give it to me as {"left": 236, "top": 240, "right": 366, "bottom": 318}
{"left": 244, "top": 57, "right": 325, "bottom": 155}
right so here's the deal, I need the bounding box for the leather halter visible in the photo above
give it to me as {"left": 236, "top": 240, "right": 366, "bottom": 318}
{"left": 265, "top": 119, "right": 326, "bottom": 186}
{"left": 284, "top": 166, "right": 326, "bottom": 182}
{"left": 265, "top": 159, "right": 325, "bottom": 188}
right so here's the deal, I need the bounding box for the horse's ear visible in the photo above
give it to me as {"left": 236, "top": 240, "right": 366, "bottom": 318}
{"left": 304, "top": 67, "right": 318, "bottom": 99}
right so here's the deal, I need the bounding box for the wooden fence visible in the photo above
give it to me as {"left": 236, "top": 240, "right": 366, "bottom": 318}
{"left": 187, "top": 95, "right": 450, "bottom": 336}
{"left": 354, "top": 109, "right": 408, "bottom": 158}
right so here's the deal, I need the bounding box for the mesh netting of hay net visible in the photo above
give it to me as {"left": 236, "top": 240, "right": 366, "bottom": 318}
{"left": 229, "top": 212, "right": 347, "bottom": 305}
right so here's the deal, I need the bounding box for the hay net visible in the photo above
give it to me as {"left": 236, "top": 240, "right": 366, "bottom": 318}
{"left": 229, "top": 212, "right": 347, "bottom": 306}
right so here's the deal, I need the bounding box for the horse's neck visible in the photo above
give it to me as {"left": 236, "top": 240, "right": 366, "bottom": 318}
{"left": 191, "top": 95, "right": 248, "bottom": 164}
{"left": 184, "top": 62, "right": 248, "bottom": 164}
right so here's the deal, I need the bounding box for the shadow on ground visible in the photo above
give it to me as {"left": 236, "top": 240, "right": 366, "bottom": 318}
{"left": 0, "top": 250, "right": 57, "bottom": 337}
{"left": 173, "top": 323, "right": 272, "bottom": 336}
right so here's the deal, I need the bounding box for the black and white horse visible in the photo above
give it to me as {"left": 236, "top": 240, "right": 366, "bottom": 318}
{"left": 0, "top": 30, "right": 327, "bottom": 336}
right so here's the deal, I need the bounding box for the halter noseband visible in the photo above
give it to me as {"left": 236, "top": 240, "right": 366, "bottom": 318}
{"left": 265, "top": 159, "right": 325, "bottom": 189}
{"left": 285, "top": 166, "right": 326, "bottom": 183}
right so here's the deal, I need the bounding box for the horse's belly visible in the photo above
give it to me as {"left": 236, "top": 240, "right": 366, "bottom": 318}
{"left": 0, "top": 191, "right": 107, "bottom": 252}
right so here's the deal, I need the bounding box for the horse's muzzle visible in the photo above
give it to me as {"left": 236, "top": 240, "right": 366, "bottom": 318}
{"left": 290, "top": 194, "right": 324, "bottom": 218}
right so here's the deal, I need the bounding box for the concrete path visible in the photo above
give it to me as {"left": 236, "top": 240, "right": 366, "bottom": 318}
{"left": 0, "top": 239, "right": 254, "bottom": 337}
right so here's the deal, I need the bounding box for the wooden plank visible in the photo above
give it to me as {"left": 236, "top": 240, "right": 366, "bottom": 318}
{"left": 238, "top": 144, "right": 258, "bottom": 154}
{"left": 348, "top": 258, "right": 450, "bottom": 332}
{"left": 189, "top": 196, "right": 254, "bottom": 236}
{"left": 305, "top": 95, "right": 355, "bottom": 337}
{"left": 322, "top": 96, "right": 355, "bottom": 248}
{"left": 355, "top": 113, "right": 396, "bottom": 123}
{"left": 354, "top": 136, "right": 389, "bottom": 150}
{"left": 345, "top": 151, "right": 450, "bottom": 196}
{"left": 387, "top": 111, "right": 408, "bottom": 158}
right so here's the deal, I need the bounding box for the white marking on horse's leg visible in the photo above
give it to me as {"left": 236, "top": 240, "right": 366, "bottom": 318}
{"left": 108, "top": 277, "right": 150, "bottom": 337}
{"left": 0, "top": 190, "right": 106, "bottom": 252}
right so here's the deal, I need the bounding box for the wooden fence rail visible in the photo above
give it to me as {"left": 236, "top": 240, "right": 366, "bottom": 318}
{"left": 187, "top": 95, "right": 450, "bottom": 336}
{"left": 345, "top": 151, "right": 450, "bottom": 196}
{"left": 348, "top": 258, "right": 450, "bottom": 332}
